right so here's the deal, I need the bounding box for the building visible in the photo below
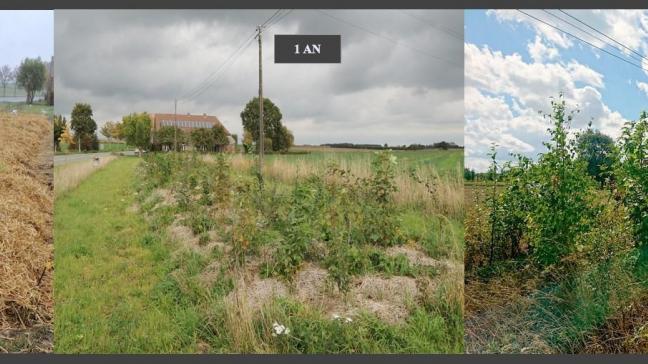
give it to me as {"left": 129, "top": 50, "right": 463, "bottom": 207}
{"left": 150, "top": 112, "right": 235, "bottom": 152}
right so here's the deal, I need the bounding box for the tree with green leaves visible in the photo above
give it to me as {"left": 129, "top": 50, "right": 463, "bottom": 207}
{"left": 53, "top": 115, "right": 67, "bottom": 151}
{"left": 16, "top": 57, "right": 46, "bottom": 104}
{"left": 526, "top": 96, "right": 596, "bottom": 266}
{"left": 153, "top": 125, "right": 184, "bottom": 151}
{"left": 212, "top": 124, "right": 229, "bottom": 147}
{"left": 616, "top": 111, "right": 648, "bottom": 247}
{"left": 576, "top": 128, "right": 615, "bottom": 184}
{"left": 70, "top": 103, "right": 98, "bottom": 151}
{"left": 122, "top": 112, "right": 152, "bottom": 156}
{"left": 190, "top": 128, "right": 213, "bottom": 152}
{"left": 240, "top": 97, "right": 294, "bottom": 153}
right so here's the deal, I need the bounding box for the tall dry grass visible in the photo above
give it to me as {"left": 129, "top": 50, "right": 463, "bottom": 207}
{"left": 0, "top": 113, "right": 53, "bottom": 329}
{"left": 54, "top": 156, "right": 117, "bottom": 198}
{"left": 211, "top": 154, "right": 463, "bottom": 217}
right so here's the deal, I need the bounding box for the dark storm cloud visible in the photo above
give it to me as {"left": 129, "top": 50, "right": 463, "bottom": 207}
{"left": 55, "top": 10, "right": 463, "bottom": 145}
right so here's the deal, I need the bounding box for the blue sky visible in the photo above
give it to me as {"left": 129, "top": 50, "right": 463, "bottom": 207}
{"left": 0, "top": 11, "right": 53, "bottom": 67}
{"left": 465, "top": 10, "right": 648, "bottom": 171}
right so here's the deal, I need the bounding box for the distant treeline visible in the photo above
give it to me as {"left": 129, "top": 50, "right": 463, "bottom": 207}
{"left": 321, "top": 141, "right": 463, "bottom": 150}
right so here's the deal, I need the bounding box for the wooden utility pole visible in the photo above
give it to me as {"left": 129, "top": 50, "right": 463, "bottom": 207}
{"left": 257, "top": 25, "right": 264, "bottom": 177}
{"left": 174, "top": 98, "right": 178, "bottom": 152}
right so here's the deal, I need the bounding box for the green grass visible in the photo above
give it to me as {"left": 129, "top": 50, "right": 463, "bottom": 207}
{"left": 0, "top": 102, "right": 53, "bottom": 117}
{"left": 100, "top": 142, "right": 133, "bottom": 152}
{"left": 54, "top": 157, "right": 200, "bottom": 353}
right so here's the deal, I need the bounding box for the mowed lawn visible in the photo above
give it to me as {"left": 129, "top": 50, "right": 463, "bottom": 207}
{"left": 54, "top": 157, "right": 199, "bottom": 353}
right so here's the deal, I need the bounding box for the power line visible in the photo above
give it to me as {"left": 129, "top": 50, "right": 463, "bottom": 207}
{"left": 179, "top": 9, "right": 289, "bottom": 104}
{"left": 558, "top": 9, "right": 648, "bottom": 64}
{"left": 397, "top": 10, "right": 463, "bottom": 41}
{"left": 266, "top": 9, "right": 294, "bottom": 31}
{"left": 179, "top": 29, "right": 256, "bottom": 101}
{"left": 316, "top": 10, "right": 460, "bottom": 68}
{"left": 517, "top": 9, "right": 647, "bottom": 73}
{"left": 541, "top": 9, "right": 648, "bottom": 66}
{"left": 262, "top": 9, "right": 282, "bottom": 28}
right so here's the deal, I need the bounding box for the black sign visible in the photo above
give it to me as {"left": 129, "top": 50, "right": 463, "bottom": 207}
{"left": 274, "top": 35, "right": 341, "bottom": 63}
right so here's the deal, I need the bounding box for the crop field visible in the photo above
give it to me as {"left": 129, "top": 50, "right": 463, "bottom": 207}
{"left": 0, "top": 111, "right": 53, "bottom": 352}
{"left": 464, "top": 99, "right": 648, "bottom": 354}
{"left": 54, "top": 148, "right": 464, "bottom": 353}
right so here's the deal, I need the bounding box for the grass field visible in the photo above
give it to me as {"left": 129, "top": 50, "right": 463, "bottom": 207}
{"left": 54, "top": 158, "right": 200, "bottom": 352}
{"left": 54, "top": 148, "right": 464, "bottom": 353}
{"left": 54, "top": 157, "right": 117, "bottom": 198}
{"left": 0, "top": 102, "right": 53, "bottom": 118}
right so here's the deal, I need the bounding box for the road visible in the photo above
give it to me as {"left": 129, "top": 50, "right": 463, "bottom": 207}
{"left": 54, "top": 151, "right": 135, "bottom": 166}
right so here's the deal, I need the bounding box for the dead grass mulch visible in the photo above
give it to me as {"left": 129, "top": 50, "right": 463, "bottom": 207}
{"left": 0, "top": 113, "right": 53, "bottom": 331}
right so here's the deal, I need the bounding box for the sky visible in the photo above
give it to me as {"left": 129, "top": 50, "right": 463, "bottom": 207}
{"left": 465, "top": 10, "right": 648, "bottom": 172}
{"left": 0, "top": 11, "right": 54, "bottom": 68}
{"left": 55, "top": 10, "right": 464, "bottom": 145}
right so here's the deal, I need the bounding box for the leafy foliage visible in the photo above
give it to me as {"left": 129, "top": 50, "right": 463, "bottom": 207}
{"left": 616, "top": 111, "right": 648, "bottom": 247}
{"left": 240, "top": 97, "right": 294, "bottom": 152}
{"left": 70, "top": 103, "right": 99, "bottom": 151}
{"left": 122, "top": 112, "right": 152, "bottom": 154}
{"left": 576, "top": 128, "right": 615, "bottom": 185}
{"left": 16, "top": 57, "right": 46, "bottom": 104}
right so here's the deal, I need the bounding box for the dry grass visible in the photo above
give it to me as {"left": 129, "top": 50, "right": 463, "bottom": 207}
{"left": 54, "top": 156, "right": 116, "bottom": 198}
{"left": 210, "top": 154, "right": 463, "bottom": 217}
{"left": 0, "top": 112, "right": 52, "bottom": 330}
{"left": 583, "top": 294, "right": 648, "bottom": 353}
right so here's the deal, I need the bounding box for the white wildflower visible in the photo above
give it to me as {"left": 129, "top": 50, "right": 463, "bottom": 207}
{"left": 271, "top": 321, "right": 290, "bottom": 336}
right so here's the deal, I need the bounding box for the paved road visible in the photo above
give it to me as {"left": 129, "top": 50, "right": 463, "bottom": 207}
{"left": 54, "top": 152, "right": 136, "bottom": 166}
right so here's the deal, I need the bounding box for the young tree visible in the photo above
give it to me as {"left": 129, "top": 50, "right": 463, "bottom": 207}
{"left": 16, "top": 57, "right": 46, "bottom": 104}
{"left": 0, "top": 65, "right": 12, "bottom": 97}
{"left": 122, "top": 112, "right": 152, "bottom": 156}
{"left": 53, "top": 115, "right": 67, "bottom": 151}
{"left": 616, "top": 111, "right": 648, "bottom": 247}
{"left": 70, "top": 103, "right": 98, "bottom": 151}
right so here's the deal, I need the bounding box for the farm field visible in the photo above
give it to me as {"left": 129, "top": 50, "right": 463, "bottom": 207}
{"left": 464, "top": 100, "right": 648, "bottom": 354}
{"left": 0, "top": 110, "right": 54, "bottom": 352}
{"left": 54, "top": 148, "right": 464, "bottom": 353}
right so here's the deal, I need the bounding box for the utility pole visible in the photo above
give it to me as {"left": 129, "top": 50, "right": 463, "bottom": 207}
{"left": 174, "top": 98, "right": 178, "bottom": 152}
{"left": 78, "top": 133, "right": 81, "bottom": 153}
{"left": 257, "top": 25, "right": 264, "bottom": 178}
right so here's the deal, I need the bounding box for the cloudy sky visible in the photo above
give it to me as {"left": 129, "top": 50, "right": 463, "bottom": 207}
{"left": 0, "top": 11, "right": 53, "bottom": 67}
{"left": 55, "top": 10, "right": 463, "bottom": 145}
{"left": 465, "top": 10, "right": 648, "bottom": 172}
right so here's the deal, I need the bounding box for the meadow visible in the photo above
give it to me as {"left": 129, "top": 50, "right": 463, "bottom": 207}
{"left": 54, "top": 147, "right": 464, "bottom": 353}
{"left": 464, "top": 98, "right": 648, "bottom": 353}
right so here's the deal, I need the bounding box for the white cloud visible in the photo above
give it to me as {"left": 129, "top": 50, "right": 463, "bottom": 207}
{"left": 637, "top": 81, "right": 648, "bottom": 97}
{"left": 487, "top": 10, "right": 573, "bottom": 49}
{"left": 528, "top": 35, "right": 559, "bottom": 62}
{"left": 464, "top": 41, "right": 629, "bottom": 171}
